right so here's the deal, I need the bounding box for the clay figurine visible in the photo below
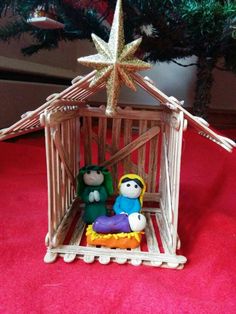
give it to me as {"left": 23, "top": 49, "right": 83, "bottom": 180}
{"left": 77, "top": 165, "right": 113, "bottom": 223}
{"left": 93, "top": 214, "right": 131, "bottom": 233}
{"left": 113, "top": 174, "right": 146, "bottom": 215}
{"left": 93, "top": 212, "right": 146, "bottom": 234}
{"left": 93, "top": 174, "right": 147, "bottom": 233}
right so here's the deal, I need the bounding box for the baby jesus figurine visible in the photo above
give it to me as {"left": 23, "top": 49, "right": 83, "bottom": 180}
{"left": 93, "top": 174, "right": 147, "bottom": 234}
{"left": 87, "top": 174, "right": 147, "bottom": 249}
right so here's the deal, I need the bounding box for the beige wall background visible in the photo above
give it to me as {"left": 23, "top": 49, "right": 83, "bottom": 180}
{"left": 0, "top": 35, "right": 235, "bottom": 128}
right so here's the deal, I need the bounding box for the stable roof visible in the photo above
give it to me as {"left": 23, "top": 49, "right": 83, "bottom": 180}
{"left": 0, "top": 69, "right": 235, "bottom": 152}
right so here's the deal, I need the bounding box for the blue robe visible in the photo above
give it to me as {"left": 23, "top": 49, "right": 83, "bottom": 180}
{"left": 113, "top": 195, "right": 141, "bottom": 215}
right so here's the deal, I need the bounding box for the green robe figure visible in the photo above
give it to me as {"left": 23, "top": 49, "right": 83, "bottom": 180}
{"left": 77, "top": 165, "right": 113, "bottom": 224}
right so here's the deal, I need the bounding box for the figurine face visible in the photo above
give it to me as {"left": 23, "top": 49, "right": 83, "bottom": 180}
{"left": 83, "top": 170, "right": 104, "bottom": 186}
{"left": 120, "top": 180, "right": 142, "bottom": 199}
{"left": 128, "top": 213, "right": 147, "bottom": 232}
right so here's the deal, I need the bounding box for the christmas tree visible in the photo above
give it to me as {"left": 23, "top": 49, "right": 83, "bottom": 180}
{"left": 0, "top": 0, "right": 235, "bottom": 117}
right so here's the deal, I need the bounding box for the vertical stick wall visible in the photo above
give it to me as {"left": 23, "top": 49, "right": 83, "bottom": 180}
{"left": 44, "top": 109, "right": 80, "bottom": 247}
{"left": 159, "top": 110, "right": 184, "bottom": 253}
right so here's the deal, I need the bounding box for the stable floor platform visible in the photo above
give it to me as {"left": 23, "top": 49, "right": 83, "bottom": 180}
{"left": 44, "top": 201, "right": 186, "bottom": 269}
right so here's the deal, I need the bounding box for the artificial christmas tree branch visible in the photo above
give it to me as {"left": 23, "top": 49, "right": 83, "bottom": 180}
{"left": 0, "top": 0, "right": 235, "bottom": 116}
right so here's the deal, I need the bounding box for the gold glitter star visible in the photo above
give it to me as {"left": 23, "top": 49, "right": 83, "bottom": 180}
{"left": 77, "top": 0, "right": 151, "bottom": 116}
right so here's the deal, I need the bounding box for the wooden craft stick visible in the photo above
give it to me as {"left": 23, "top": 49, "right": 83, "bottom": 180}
{"left": 132, "top": 72, "right": 234, "bottom": 152}
{"left": 51, "top": 198, "right": 79, "bottom": 247}
{"left": 148, "top": 120, "right": 159, "bottom": 192}
{"left": 138, "top": 120, "right": 147, "bottom": 179}
{"left": 111, "top": 118, "right": 122, "bottom": 187}
{"left": 78, "top": 105, "right": 162, "bottom": 121}
{"left": 44, "top": 123, "right": 54, "bottom": 245}
{"left": 145, "top": 213, "right": 160, "bottom": 254}
{"left": 123, "top": 108, "right": 132, "bottom": 173}
{"left": 53, "top": 128, "right": 76, "bottom": 189}
{"left": 101, "top": 126, "right": 160, "bottom": 168}
{"left": 50, "top": 245, "right": 187, "bottom": 265}
{"left": 83, "top": 117, "right": 92, "bottom": 165}
{"left": 98, "top": 112, "right": 107, "bottom": 164}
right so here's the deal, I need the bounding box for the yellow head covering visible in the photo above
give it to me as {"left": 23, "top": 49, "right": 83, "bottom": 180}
{"left": 118, "top": 174, "right": 146, "bottom": 207}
